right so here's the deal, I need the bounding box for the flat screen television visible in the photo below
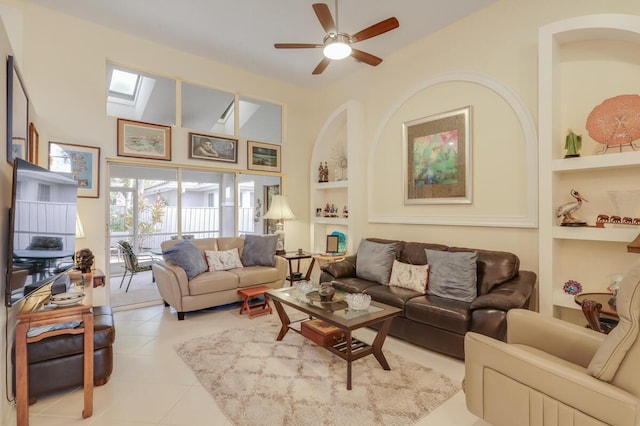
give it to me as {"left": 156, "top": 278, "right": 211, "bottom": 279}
{"left": 6, "top": 158, "right": 78, "bottom": 307}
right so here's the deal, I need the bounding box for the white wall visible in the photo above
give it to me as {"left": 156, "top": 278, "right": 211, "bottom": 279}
{"left": 309, "top": 0, "right": 640, "bottom": 277}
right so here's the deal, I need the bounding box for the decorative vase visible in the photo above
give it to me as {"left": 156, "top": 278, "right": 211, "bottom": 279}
{"left": 318, "top": 282, "right": 335, "bottom": 302}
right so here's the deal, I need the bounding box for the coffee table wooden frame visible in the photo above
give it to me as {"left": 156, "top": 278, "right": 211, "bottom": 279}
{"left": 266, "top": 287, "right": 401, "bottom": 390}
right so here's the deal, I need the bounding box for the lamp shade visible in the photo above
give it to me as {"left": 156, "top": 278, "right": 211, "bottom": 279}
{"left": 263, "top": 195, "right": 296, "bottom": 220}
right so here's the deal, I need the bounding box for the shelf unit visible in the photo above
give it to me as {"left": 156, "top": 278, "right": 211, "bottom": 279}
{"left": 538, "top": 14, "right": 640, "bottom": 316}
{"left": 310, "top": 101, "right": 363, "bottom": 255}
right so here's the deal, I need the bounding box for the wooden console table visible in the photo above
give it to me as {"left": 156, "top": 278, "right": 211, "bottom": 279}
{"left": 15, "top": 280, "right": 93, "bottom": 425}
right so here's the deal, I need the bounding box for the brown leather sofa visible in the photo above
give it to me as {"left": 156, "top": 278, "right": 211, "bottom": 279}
{"left": 13, "top": 305, "right": 115, "bottom": 403}
{"left": 319, "top": 238, "right": 536, "bottom": 359}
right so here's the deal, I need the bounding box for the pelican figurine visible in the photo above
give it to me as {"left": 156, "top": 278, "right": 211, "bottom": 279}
{"left": 556, "top": 189, "right": 589, "bottom": 226}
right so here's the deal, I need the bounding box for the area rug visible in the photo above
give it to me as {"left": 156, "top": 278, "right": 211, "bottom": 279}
{"left": 175, "top": 320, "right": 461, "bottom": 425}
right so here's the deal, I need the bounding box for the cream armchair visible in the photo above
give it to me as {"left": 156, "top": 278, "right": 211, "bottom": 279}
{"left": 464, "top": 260, "right": 640, "bottom": 426}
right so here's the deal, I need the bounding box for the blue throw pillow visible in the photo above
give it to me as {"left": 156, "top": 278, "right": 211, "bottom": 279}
{"left": 163, "top": 240, "right": 208, "bottom": 280}
{"left": 241, "top": 234, "right": 277, "bottom": 267}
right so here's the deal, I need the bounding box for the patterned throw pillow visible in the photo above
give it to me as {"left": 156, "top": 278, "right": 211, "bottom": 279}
{"left": 389, "top": 260, "right": 429, "bottom": 293}
{"left": 205, "top": 249, "right": 243, "bottom": 272}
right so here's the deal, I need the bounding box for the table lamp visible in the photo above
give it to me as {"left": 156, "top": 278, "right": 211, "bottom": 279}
{"left": 263, "top": 195, "right": 296, "bottom": 255}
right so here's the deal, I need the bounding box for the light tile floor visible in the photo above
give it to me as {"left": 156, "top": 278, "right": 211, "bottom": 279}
{"left": 27, "top": 303, "right": 489, "bottom": 425}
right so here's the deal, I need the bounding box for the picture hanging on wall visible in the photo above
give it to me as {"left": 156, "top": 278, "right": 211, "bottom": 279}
{"left": 403, "top": 106, "right": 472, "bottom": 204}
{"left": 247, "top": 140, "right": 281, "bottom": 172}
{"left": 188, "top": 132, "right": 238, "bottom": 163}
{"left": 29, "top": 122, "right": 39, "bottom": 164}
{"left": 48, "top": 141, "right": 101, "bottom": 198}
{"left": 117, "top": 118, "right": 171, "bottom": 161}
{"left": 7, "top": 55, "right": 29, "bottom": 164}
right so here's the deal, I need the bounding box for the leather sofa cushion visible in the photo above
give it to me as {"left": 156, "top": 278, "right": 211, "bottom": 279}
{"left": 331, "top": 277, "right": 378, "bottom": 293}
{"left": 449, "top": 247, "right": 520, "bottom": 295}
{"left": 406, "top": 295, "right": 471, "bottom": 334}
{"left": 24, "top": 306, "right": 115, "bottom": 364}
{"left": 364, "top": 285, "right": 421, "bottom": 312}
{"left": 235, "top": 266, "right": 280, "bottom": 288}
{"left": 399, "top": 242, "right": 448, "bottom": 265}
{"left": 188, "top": 270, "right": 238, "bottom": 294}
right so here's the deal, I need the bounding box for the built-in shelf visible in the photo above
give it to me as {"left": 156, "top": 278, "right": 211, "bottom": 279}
{"left": 313, "top": 180, "right": 348, "bottom": 190}
{"left": 553, "top": 290, "right": 579, "bottom": 310}
{"left": 552, "top": 150, "right": 640, "bottom": 173}
{"left": 313, "top": 217, "right": 349, "bottom": 225}
{"left": 552, "top": 226, "right": 639, "bottom": 242}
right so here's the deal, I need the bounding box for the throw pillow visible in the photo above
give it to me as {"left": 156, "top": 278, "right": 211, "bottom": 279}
{"left": 205, "top": 248, "right": 243, "bottom": 272}
{"left": 355, "top": 239, "right": 399, "bottom": 285}
{"left": 425, "top": 249, "right": 478, "bottom": 303}
{"left": 389, "top": 260, "right": 429, "bottom": 293}
{"left": 241, "top": 234, "right": 277, "bottom": 267}
{"left": 162, "top": 240, "right": 208, "bottom": 280}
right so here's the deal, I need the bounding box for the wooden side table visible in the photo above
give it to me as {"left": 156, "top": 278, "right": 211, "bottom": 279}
{"left": 574, "top": 292, "right": 618, "bottom": 334}
{"left": 278, "top": 251, "right": 314, "bottom": 284}
{"left": 15, "top": 280, "right": 94, "bottom": 425}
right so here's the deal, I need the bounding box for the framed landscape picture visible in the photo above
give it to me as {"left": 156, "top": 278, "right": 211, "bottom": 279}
{"left": 403, "top": 106, "right": 472, "bottom": 204}
{"left": 117, "top": 118, "right": 171, "bottom": 161}
{"left": 188, "top": 133, "right": 238, "bottom": 163}
{"left": 247, "top": 140, "right": 281, "bottom": 172}
{"left": 48, "top": 141, "right": 101, "bottom": 198}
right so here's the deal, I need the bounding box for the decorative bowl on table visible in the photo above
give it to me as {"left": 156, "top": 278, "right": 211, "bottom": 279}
{"left": 346, "top": 293, "right": 371, "bottom": 310}
{"left": 294, "top": 280, "right": 314, "bottom": 297}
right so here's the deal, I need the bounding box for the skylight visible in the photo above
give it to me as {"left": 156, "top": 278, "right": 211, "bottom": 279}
{"left": 109, "top": 69, "right": 140, "bottom": 99}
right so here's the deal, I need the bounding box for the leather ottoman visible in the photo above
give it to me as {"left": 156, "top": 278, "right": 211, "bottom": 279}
{"left": 13, "top": 305, "right": 116, "bottom": 403}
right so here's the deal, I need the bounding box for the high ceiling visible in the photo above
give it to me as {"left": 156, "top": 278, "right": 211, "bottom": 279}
{"left": 22, "top": 0, "right": 497, "bottom": 88}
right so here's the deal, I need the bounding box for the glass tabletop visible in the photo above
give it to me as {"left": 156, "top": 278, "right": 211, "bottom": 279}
{"left": 272, "top": 286, "right": 384, "bottom": 320}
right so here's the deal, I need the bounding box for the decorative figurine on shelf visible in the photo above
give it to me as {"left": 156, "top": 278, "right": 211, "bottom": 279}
{"left": 322, "top": 162, "right": 329, "bottom": 182}
{"left": 324, "top": 203, "right": 331, "bottom": 216}
{"left": 563, "top": 279, "right": 582, "bottom": 295}
{"left": 343, "top": 205, "right": 348, "bottom": 218}
{"left": 556, "top": 189, "right": 589, "bottom": 226}
{"left": 75, "top": 248, "right": 94, "bottom": 273}
{"left": 564, "top": 129, "right": 582, "bottom": 158}
{"left": 318, "top": 162, "right": 325, "bottom": 183}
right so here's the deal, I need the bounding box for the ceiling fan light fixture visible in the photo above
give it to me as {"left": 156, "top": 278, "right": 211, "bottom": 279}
{"left": 323, "top": 34, "right": 352, "bottom": 60}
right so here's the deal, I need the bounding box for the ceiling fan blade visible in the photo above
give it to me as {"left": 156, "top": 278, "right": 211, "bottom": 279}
{"left": 312, "top": 57, "right": 331, "bottom": 75}
{"left": 313, "top": 3, "right": 336, "bottom": 34}
{"left": 351, "top": 49, "right": 383, "bottom": 66}
{"left": 274, "top": 43, "right": 322, "bottom": 49}
{"left": 351, "top": 17, "right": 399, "bottom": 42}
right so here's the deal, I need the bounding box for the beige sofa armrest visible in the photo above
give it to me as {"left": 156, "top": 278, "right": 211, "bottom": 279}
{"left": 152, "top": 261, "right": 189, "bottom": 310}
{"left": 506, "top": 309, "right": 605, "bottom": 367}
{"left": 274, "top": 255, "right": 287, "bottom": 283}
{"left": 464, "top": 331, "right": 640, "bottom": 425}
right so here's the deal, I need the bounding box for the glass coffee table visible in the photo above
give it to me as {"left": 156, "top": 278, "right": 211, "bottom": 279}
{"left": 266, "top": 286, "right": 402, "bottom": 390}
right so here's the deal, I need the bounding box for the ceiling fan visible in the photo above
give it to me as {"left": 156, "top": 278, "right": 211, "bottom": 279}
{"left": 274, "top": 1, "right": 399, "bottom": 75}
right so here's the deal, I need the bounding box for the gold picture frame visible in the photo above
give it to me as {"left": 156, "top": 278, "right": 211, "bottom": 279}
{"left": 247, "top": 140, "right": 281, "bottom": 172}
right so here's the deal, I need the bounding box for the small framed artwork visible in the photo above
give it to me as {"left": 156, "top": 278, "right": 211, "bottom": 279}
{"left": 29, "top": 122, "right": 39, "bottom": 164}
{"left": 403, "top": 106, "right": 472, "bottom": 204}
{"left": 7, "top": 55, "right": 29, "bottom": 164}
{"left": 188, "top": 133, "right": 238, "bottom": 163}
{"left": 247, "top": 140, "right": 281, "bottom": 172}
{"left": 326, "top": 235, "right": 340, "bottom": 254}
{"left": 49, "top": 142, "right": 101, "bottom": 198}
{"left": 117, "top": 118, "right": 171, "bottom": 161}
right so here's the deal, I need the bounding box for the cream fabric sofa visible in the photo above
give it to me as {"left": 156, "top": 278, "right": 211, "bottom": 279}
{"left": 464, "top": 259, "right": 640, "bottom": 426}
{"left": 152, "top": 237, "right": 287, "bottom": 320}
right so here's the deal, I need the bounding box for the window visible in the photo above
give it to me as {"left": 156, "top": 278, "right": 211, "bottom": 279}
{"left": 108, "top": 69, "right": 140, "bottom": 101}
{"left": 37, "top": 184, "right": 50, "bottom": 202}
